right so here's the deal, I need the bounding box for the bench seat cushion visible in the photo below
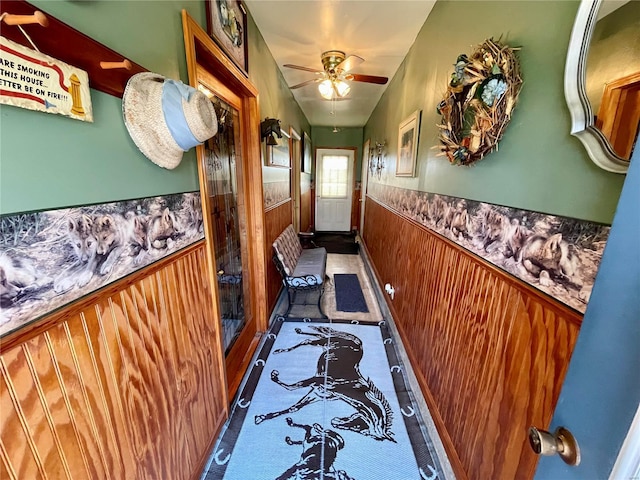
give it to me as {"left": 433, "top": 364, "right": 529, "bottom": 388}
{"left": 285, "top": 247, "right": 327, "bottom": 288}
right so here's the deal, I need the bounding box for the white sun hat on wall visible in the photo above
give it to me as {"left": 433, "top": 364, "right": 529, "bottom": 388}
{"left": 122, "top": 72, "right": 218, "bottom": 169}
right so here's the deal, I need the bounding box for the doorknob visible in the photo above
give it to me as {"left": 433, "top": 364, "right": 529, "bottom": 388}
{"left": 528, "top": 426, "right": 580, "bottom": 466}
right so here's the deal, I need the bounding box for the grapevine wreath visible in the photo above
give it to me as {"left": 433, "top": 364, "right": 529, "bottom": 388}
{"left": 436, "top": 38, "right": 522, "bottom": 166}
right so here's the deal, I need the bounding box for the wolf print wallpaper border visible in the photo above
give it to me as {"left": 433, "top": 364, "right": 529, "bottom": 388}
{"left": 264, "top": 181, "right": 291, "bottom": 210}
{"left": 0, "top": 192, "right": 204, "bottom": 337}
{"left": 367, "top": 183, "right": 610, "bottom": 313}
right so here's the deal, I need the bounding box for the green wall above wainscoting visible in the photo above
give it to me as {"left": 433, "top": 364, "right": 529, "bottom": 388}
{"left": 246, "top": 13, "right": 310, "bottom": 187}
{"left": 364, "top": 0, "right": 625, "bottom": 225}
{"left": 0, "top": 1, "right": 206, "bottom": 215}
{"left": 312, "top": 127, "right": 364, "bottom": 178}
{"left": 247, "top": 14, "right": 310, "bottom": 152}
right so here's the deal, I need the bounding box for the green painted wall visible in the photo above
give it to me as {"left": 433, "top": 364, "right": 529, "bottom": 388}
{"left": 1, "top": 0, "right": 208, "bottom": 215}
{"left": 312, "top": 127, "right": 364, "bottom": 178}
{"left": 364, "top": 0, "right": 625, "bottom": 224}
{"left": 2, "top": 1, "right": 625, "bottom": 225}
{"left": 246, "top": 11, "right": 310, "bottom": 181}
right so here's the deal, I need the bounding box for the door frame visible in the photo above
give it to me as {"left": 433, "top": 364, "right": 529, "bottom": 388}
{"left": 290, "top": 127, "right": 302, "bottom": 232}
{"left": 314, "top": 146, "right": 357, "bottom": 232}
{"left": 360, "top": 139, "right": 371, "bottom": 234}
{"left": 182, "top": 11, "right": 267, "bottom": 399}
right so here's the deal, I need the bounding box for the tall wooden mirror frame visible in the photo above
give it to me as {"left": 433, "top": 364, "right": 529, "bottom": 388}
{"left": 565, "top": 0, "right": 629, "bottom": 174}
{"left": 181, "top": 11, "right": 268, "bottom": 397}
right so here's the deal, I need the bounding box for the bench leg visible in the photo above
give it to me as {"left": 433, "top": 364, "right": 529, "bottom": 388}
{"left": 286, "top": 288, "right": 295, "bottom": 316}
{"left": 284, "top": 286, "right": 327, "bottom": 319}
{"left": 316, "top": 285, "right": 327, "bottom": 319}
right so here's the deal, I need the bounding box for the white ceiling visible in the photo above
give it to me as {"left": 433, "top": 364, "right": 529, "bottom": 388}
{"left": 244, "top": 0, "right": 436, "bottom": 128}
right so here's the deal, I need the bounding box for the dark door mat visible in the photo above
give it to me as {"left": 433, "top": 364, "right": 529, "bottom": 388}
{"left": 313, "top": 232, "right": 359, "bottom": 255}
{"left": 334, "top": 273, "right": 369, "bottom": 312}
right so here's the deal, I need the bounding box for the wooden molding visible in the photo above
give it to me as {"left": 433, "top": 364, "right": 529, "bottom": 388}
{"left": 362, "top": 198, "right": 581, "bottom": 479}
{"left": 1, "top": 0, "right": 147, "bottom": 98}
{"left": 0, "top": 241, "right": 204, "bottom": 352}
{"left": 366, "top": 195, "right": 583, "bottom": 325}
{"left": 1, "top": 244, "right": 228, "bottom": 479}
{"left": 596, "top": 71, "right": 640, "bottom": 160}
{"left": 361, "top": 240, "right": 469, "bottom": 480}
{"left": 265, "top": 200, "right": 293, "bottom": 312}
{"left": 182, "top": 10, "right": 267, "bottom": 402}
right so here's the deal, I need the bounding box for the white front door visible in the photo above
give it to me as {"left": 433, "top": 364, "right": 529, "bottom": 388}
{"left": 315, "top": 148, "right": 354, "bottom": 232}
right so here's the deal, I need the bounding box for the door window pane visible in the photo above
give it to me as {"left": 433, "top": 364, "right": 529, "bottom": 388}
{"left": 320, "top": 155, "right": 348, "bottom": 198}
{"left": 204, "top": 96, "right": 248, "bottom": 354}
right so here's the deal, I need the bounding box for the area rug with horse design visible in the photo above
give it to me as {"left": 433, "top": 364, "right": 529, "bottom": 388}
{"left": 202, "top": 317, "right": 448, "bottom": 479}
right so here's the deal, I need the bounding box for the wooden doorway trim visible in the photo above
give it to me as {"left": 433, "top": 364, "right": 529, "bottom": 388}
{"left": 182, "top": 11, "right": 268, "bottom": 395}
{"left": 595, "top": 71, "right": 640, "bottom": 161}
{"left": 290, "top": 127, "right": 302, "bottom": 232}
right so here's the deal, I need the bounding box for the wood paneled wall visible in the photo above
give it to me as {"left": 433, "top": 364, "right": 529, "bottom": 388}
{"left": 300, "top": 173, "right": 312, "bottom": 233}
{"left": 0, "top": 243, "right": 227, "bottom": 480}
{"left": 351, "top": 187, "right": 361, "bottom": 232}
{"left": 362, "top": 199, "right": 582, "bottom": 480}
{"left": 265, "top": 200, "right": 293, "bottom": 312}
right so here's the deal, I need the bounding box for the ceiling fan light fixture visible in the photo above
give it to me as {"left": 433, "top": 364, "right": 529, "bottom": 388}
{"left": 318, "top": 79, "right": 334, "bottom": 100}
{"left": 318, "top": 78, "right": 351, "bottom": 100}
{"left": 335, "top": 79, "right": 350, "bottom": 97}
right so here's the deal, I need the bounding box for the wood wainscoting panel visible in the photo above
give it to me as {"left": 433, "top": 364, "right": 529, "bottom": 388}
{"left": 0, "top": 244, "right": 227, "bottom": 480}
{"left": 265, "top": 200, "right": 293, "bottom": 312}
{"left": 362, "top": 199, "right": 581, "bottom": 480}
{"left": 300, "top": 173, "right": 312, "bottom": 233}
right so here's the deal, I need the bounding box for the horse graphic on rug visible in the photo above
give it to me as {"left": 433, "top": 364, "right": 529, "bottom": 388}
{"left": 254, "top": 326, "right": 396, "bottom": 442}
{"left": 276, "top": 417, "right": 354, "bottom": 480}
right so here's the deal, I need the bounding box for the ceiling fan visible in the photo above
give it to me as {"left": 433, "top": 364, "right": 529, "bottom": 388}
{"left": 284, "top": 50, "right": 388, "bottom": 100}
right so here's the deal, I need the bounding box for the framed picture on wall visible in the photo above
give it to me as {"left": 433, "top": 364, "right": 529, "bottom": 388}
{"left": 266, "top": 130, "right": 290, "bottom": 167}
{"left": 205, "top": 0, "right": 249, "bottom": 76}
{"left": 302, "top": 131, "right": 312, "bottom": 173}
{"left": 396, "top": 110, "right": 421, "bottom": 177}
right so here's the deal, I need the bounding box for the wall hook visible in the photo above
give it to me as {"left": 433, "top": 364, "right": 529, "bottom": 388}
{"left": 100, "top": 59, "right": 132, "bottom": 70}
{"left": 0, "top": 11, "right": 49, "bottom": 27}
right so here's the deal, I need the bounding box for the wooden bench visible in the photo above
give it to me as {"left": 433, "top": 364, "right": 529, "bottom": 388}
{"left": 272, "top": 225, "right": 327, "bottom": 318}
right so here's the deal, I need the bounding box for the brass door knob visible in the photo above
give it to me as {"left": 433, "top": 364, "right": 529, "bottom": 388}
{"left": 528, "top": 426, "right": 581, "bottom": 466}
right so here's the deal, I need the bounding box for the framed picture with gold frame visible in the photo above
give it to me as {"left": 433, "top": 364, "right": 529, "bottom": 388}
{"left": 205, "top": 0, "right": 249, "bottom": 76}
{"left": 396, "top": 110, "right": 421, "bottom": 177}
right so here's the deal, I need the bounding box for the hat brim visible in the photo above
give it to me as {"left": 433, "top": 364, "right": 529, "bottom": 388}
{"left": 122, "top": 72, "right": 184, "bottom": 170}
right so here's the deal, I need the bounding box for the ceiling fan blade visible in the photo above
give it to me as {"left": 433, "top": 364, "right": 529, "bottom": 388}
{"left": 289, "top": 79, "right": 319, "bottom": 89}
{"left": 337, "top": 55, "right": 364, "bottom": 73}
{"left": 283, "top": 64, "right": 324, "bottom": 74}
{"left": 350, "top": 73, "right": 389, "bottom": 85}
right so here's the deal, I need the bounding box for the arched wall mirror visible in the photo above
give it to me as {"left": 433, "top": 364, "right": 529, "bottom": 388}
{"left": 565, "top": 0, "right": 640, "bottom": 174}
